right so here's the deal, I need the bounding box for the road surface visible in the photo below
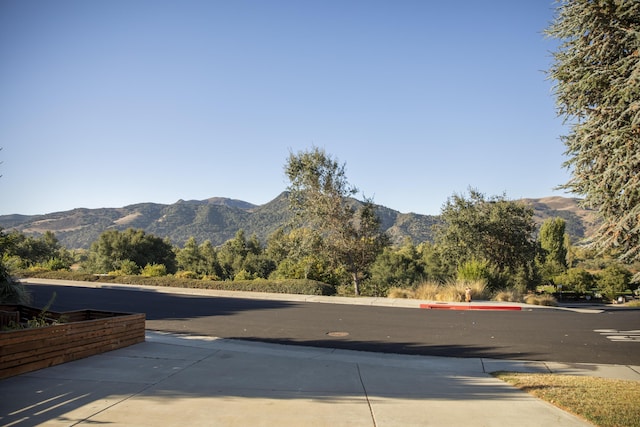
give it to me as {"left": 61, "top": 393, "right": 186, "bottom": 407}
{"left": 25, "top": 282, "right": 640, "bottom": 365}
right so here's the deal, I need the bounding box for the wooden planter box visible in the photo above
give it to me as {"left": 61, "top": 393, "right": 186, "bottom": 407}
{"left": 0, "top": 305, "right": 145, "bottom": 380}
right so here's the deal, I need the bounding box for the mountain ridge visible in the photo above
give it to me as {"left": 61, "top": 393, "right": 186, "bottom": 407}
{"left": 0, "top": 193, "right": 596, "bottom": 250}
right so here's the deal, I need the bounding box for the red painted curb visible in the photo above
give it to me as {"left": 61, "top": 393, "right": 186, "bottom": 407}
{"left": 419, "top": 303, "right": 522, "bottom": 311}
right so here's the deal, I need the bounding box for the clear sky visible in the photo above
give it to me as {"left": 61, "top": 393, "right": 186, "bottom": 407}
{"left": 0, "top": 0, "right": 571, "bottom": 216}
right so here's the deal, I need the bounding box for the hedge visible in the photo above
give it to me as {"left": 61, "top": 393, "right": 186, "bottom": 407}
{"left": 16, "top": 270, "right": 336, "bottom": 296}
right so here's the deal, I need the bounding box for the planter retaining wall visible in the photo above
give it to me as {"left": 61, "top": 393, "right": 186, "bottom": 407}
{"left": 0, "top": 305, "right": 145, "bottom": 380}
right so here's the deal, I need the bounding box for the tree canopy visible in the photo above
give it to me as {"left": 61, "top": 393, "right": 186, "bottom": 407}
{"left": 435, "top": 189, "right": 538, "bottom": 289}
{"left": 85, "top": 228, "right": 177, "bottom": 274}
{"left": 285, "top": 147, "right": 389, "bottom": 295}
{"left": 546, "top": 0, "right": 640, "bottom": 262}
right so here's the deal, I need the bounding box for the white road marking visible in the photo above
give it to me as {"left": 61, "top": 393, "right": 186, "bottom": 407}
{"left": 595, "top": 329, "right": 640, "bottom": 342}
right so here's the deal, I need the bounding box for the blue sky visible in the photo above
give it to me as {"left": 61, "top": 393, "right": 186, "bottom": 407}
{"left": 0, "top": 0, "right": 570, "bottom": 216}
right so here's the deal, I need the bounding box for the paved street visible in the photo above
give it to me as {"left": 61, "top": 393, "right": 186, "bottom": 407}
{"left": 25, "top": 281, "right": 640, "bottom": 365}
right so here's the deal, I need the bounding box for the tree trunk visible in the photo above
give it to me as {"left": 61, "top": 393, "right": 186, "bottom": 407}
{"left": 353, "top": 272, "right": 360, "bottom": 296}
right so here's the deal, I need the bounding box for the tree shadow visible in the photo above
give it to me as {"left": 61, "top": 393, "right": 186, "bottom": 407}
{"left": 27, "top": 284, "right": 297, "bottom": 320}
{"left": 0, "top": 334, "right": 560, "bottom": 426}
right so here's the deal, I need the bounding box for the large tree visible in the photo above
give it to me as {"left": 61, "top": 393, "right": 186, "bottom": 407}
{"left": 285, "top": 147, "right": 388, "bottom": 295}
{"left": 546, "top": 0, "right": 640, "bottom": 262}
{"left": 435, "top": 189, "right": 538, "bottom": 289}
{"left": 538, "top": 217, "right": 569, "bottom": 280}
{"left": 84, "top": 228, "right": 177, "bottom": 274}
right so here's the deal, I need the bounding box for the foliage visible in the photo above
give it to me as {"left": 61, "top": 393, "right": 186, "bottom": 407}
{"left": 416, "top": 242, "right": 451, "bottom": 283}
{"left": 554, "top": 267, "right": 595, "bottom": 293}
{"left": 83, "top": 228, "right": 177, "bottom": 274}
{"left": 142, "top": 263, "right": 168, "bottom": 277}
{"left": 597, "top": 263, "right": 632, "bottom": 300}
{"left": 367, "top": 241, "right": 425, "bottom": 296}
{"left": 457, "top": 259, "right": 492, "bottom": 283}
{"left": 435, "top": 189, "right": 538, "bottom": 289}
{"left": 285, "top": 147, "right": 388, "bottom": 295}
{"left": 547, "top": 0, "right": 640, "bottom": 263}
{"left": 0, "top": 264, "right": 31, "bottom": 304}
{"left": 0, "top": 227, "right": 31, "bottom": 304}
{"left": 539, "top": 218, "right": 568, "bottom": 267}
{"left": 218, "top": 230, "right": 276, "bottom": 280}
{"left": 523, "top": 294, "right": 558, "bottom": 306}
{"left": 18, "top": 269, "right": 336, "bottom": 295}
{"left": 109, "top": 259, "right": 140, "bottom": 276}
{"left": 537, "top": 218, "right": 568, "bottom": 282}
{"left": 1, "top": 230, "right": 73, "bottom": 270}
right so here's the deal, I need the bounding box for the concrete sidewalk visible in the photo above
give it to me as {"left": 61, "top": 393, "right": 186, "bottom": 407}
{"left": 3, "top": 331, "right": 639, "bottom": 426}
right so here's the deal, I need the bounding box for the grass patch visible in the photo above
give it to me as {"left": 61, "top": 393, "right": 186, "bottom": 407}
{"left": 492, "top": 372, "right": 640, "bottom": 427}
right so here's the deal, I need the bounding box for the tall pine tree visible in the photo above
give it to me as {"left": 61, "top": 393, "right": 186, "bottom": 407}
{"left": 546, "top": 0, "right": 640, "bottom": 262}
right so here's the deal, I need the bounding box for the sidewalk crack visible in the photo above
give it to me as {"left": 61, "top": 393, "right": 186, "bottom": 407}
{"left": 356, "top": 363, "right": 377, "bottom": 427}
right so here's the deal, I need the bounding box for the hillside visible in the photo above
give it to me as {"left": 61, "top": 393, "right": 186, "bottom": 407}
{"left": 520, "top": 196, "right": 599, "bottom": 243}
{"left": 0, "top": 194, "right": 596, "bottom": 250}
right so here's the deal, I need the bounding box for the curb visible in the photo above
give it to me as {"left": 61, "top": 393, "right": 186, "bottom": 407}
{"left": 420, "top": 303, "right": 522, "bottom": 311}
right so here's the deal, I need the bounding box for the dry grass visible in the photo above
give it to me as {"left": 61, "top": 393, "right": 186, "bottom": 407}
{"left": 524, "top": 293, "right": 558, "bottom": 306}
{"left": 493, "top": 372, "right": 640, "bottom": 427}
{"left": 387, "top": 287, "right": 414, "bottom": 299}
{"left": 413, "top": 281, "right": 440, "bottom": 300}
{"left": 493, "top": 289, "right": 523, "bottom": 302}
{"left": 405, "top": 280, "right": 489, "bottom": 302}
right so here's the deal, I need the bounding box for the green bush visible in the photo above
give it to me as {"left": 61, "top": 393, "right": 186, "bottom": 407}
{"left": 175, "top": 270, "right": 200, "bottom": 279}
{"left": 43, "top": 258, "right": 71, "bottom": 271}
{"left": 109, "top": 260, "right": 140, "bottom": 276}
{"left": 597, "top": 264, "right": 632, "bottom": 301}
{"left": 555, "top": 267, "right": 595, "bottom": 293}
{"left": 142, "top": 263, "right": 167, "bottom": 277}
{"left": 457, "top": 259, "right": 492, "bottom": 282}
{"left": 0, "top": 262, "right": 31, "bottom": 304}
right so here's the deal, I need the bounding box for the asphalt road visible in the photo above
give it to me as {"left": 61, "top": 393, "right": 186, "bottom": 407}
{"left": 25, "top": 283, "right": 640, "bottom": 365}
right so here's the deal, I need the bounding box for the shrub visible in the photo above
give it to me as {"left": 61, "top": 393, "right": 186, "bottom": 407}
{"left": 142, "top": 263, "right": 167, "bottom": 277}
{"left": 524, "top": 294, "right": 558, "bottom": 306}
{"left": 0, "top": 262, "right": 31, "bottom": 304}
{"left": 16, "top": 270, "right": 336, "bottom": 296}
{"left": 463, "top": 279, "right": 489, "bottom": 300}
{"left": 387, "top": 287, "right": 414, "bottom": 299}
{"left": 436, "top": 281, "right": 464, "bottom": 302}
{"left": 175, "top": 270, "right": 199, "bottom": 279}
{"left": 555, "top": 267, "right": 595, "bottom": 293}
{"left": 234, "top": 269, "right": 254, "bottom": 281}
{"left": 412, "top": 281, "right": 439, "bottom": 300}
{"left": 109, "top": 260, "right": 140, "bottom": 276}
{"left": 408, "top": 280, "right": 490, "bottom": 302}
{"left": 493, "top": 289, "right": 523, "bottom": 302}
{"left": 42, "top": 257, "right": 71, "bottom": 271}
{"left": 457, "top": 259, "right": 492, "bottom": 282}
{"left": 597, "top": 264, "right": 632, "bottom": 301}
{"left": 335, "top": 284, "right": 354, "bottom": 297}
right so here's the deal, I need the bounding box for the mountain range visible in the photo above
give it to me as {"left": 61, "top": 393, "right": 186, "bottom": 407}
{"left": 0, "top": 193, "right": 598, "bottom": 250}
